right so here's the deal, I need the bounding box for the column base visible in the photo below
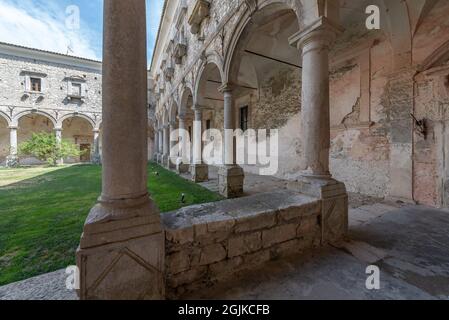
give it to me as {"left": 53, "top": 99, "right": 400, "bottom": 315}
{"left": 92, "top": 154, "right": 102, "bottom": 165}
{"left": 190, "top": 163, "right": 208, "bottom": 183}
{"left": 176, "top": 159, "right": 190, "bottom": 174}
{"left": 161, "top": 154, "right": 169, "bottom": 167}
{"left": 5, "top": 155, "right": 19, "bottom": 168}
{"left": 288, "top": 176, "right": 348, "bottom": 244}
{"left": 76, "top": 196, "right": 165, "bottom": 300}
{"left": 218, "top": 165, "right": 245, "bottom": 198}
{"left": 168, "top": 156, "right": 177, "bottom": 170}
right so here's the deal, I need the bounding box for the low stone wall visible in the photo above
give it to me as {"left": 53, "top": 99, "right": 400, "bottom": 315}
{"left": 162, "top": 191, "right": 323, "bottom": 299}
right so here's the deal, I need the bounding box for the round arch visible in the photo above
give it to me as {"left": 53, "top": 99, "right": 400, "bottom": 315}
{"left": 13, "top": 110, "right": 57, "bottom": 128}
{"left": 194, "top": 55, "right": 225, "bottom": 105}
{"left": 58, "top": 113, "right": 96, "bottom": 129}
{"left": 224, "top": 0, "right": 301, "bottom": 83}
{"left": 0, "top": 110, "right": 11, "bottom": 126}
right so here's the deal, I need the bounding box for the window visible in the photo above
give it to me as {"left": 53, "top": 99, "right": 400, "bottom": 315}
{"left": 30, "top": 78, "right": 42, "bottom": 92}
{"left": 240, "top": 106, "right": 249, "bottom": 131}
{"left": 71, "top": 83, "right": 82, "bottom": 97}
{"left": 206, "top": 119, "right": 211, "bottom": 130}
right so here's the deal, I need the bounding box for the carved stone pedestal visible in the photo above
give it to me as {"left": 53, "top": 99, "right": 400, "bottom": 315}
{"left": 289, "top": 177, "right": 348, "bottom": 244}
{"left": 190, "top": 163, "right": 208, "bottom": 182}
{"left": 76, "top": 197, "right": 165, "bottom": 300}
{"left": 218, "top": 165, "right": 245, "bottom": 198}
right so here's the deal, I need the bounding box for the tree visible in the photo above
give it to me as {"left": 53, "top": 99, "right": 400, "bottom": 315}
{"left": 18, "top": 132, "right": 84, "bottom": 166}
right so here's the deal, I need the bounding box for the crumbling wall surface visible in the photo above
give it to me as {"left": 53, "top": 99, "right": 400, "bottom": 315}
{"left": 411, "top": 0, "right": 449, "bottom": 207}
{"left": 162, "top": 191, "right": 322, "bottom": 299}
{"left": 328, "top": 27, "right": 392, "bottom": 197}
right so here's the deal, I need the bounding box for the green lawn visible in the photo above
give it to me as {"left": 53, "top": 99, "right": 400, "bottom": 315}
{"left": 0, "top": 163, "right": 222, "bottom": 286}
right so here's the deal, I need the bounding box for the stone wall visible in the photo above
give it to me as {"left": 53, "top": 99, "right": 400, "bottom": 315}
{"left": 162, "top": 191, "right": 322, "bottom": 299}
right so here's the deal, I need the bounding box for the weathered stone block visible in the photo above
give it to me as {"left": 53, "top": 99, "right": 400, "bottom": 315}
{"left": 209, "top": 257, "right": 244, "bottom": 280}
{"left": 167, "top": 250, "right": 191, "bottom": 275}
{"left": 191, "top": 163, "right": 209, "bottom": 182}
{"left": 167, "top": 266, "right": 207, "bottom": 288}
{"left": 262, "top": 224, "right": 297, "bottom": 248}
{"left": 166, "top": 226, "right": 194, "bottom": 246}
{"left": 235, "top": 213, "right": 277, "bottom": 233}
{"left": 199, "top": 243, "right": 227, "bottom": 266}
{"left": 218, "top": 165, "right": 245, "bottom": 198}
{"left": 228, "top": 232, "right": 262, "bottom": 257}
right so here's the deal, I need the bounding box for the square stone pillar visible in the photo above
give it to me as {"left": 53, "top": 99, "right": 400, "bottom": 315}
{"left": 76, "top": 0, "right": 164, "bottom": 300}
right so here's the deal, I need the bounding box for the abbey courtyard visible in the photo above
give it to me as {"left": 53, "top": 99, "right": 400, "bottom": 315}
{"left": 1, "top": 0, "right": 449, "bottom": 300}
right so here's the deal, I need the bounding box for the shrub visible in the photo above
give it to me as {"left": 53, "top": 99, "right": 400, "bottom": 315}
{"left": 18, "top": 132, "right": 84, "bottom": 166}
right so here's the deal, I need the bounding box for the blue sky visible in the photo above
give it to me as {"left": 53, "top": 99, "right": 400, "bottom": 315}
{"left": 0, "top": 0, "right": 164, "bottom": 64}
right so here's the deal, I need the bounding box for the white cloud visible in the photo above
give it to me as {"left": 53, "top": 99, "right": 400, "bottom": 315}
{"left": 0, "top": 0, "right": 99, "bottom": 60}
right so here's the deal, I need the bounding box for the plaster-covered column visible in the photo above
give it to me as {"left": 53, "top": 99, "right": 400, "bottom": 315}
{"left": 92, "top": 129, "right": 101, "bottom": 164}
{"left": 190, "top": 107, "right": 208, "bottom": 182}
{"left": 155, "top": 129, "right": 160, "bottom": 161}
{"left": 289, "top": 17, "right": 348, "bottom": 244}
{"left": 162, "top": 124, "right": 169, "bottom": 167}
{"left": 54, "top": 127, "right": 64, "bottom": 165}
{"left": 168, "top": 121, "right": 177, "bottom": 169}
{"left": 76, "top": 0, "right": 164, "bottom": 300}
{"left": 6, "top": 126, "right": 19, "bottom": 167}
{"left": 157, "top": 128, "right": 164, "bottom": 164}
{"left": 218, "top": 83, "right": 244, "bottom": 198}
{"left": 177, "top": 115, "right": 190, "bottom": 173}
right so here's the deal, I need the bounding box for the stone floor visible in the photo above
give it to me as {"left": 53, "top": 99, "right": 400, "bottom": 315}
{"left": 1, "top": 193, "right": 448, "bottom": 300}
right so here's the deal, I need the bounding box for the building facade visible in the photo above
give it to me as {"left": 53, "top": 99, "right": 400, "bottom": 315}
{"left": 0, "top": 42, "right": 103, "bottom": 166}
{"left": 150, "top": 0, "right": 449, "bottom": 208}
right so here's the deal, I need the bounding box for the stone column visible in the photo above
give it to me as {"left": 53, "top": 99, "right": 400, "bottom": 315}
{"left": 54, "top": 127, "right": 64, "bottom": 165}
{"left": 162, "top": 125, "right": 169, "bottom": 167}
{"left": 190, "top": 107, "right": 208, "bottom": 182}
{"left": 6, "top": 126, "right": 19, "bottom": 167}
{"left": 92, "top": 129, "right": 101, "bottom": 164}
{"left": 76, "top": 0, "right": 164, "bottom": 300}
{"left": 289, "top": 17, "right": 348, "bottom": 244}
{"left": 168, "top": 121, "right": 177, "bottom": 169}
{"left": 177, "top": 115, "right": 190, "bottom": 173}
{"left": 156, "top": 128, "right": 162, "bottom": 163}
{"left": 218, "top": 83, "right": 244, "bottom": 198}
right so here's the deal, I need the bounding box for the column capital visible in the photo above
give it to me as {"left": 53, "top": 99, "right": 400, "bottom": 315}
{"left": 54, "top": 127, "right": 62, "bottom": 132}
{"left": 8, "top": 126, "right": 18, "bottom": 130}
{"left": 288, "top": 17, "right": 344, "bottom": 51}
{"left": 218, "top": 82, "right": 234, "bottom": 94}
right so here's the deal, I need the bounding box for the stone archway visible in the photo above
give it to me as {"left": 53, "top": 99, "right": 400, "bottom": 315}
{"left": 61, "top": 116, "right": 95, "bottom": 163}
{"left": 16, "top": 113, "right": 56, "bottom": 165}
{"left": 225, "top": 3, "right": 302, "bottom": 179}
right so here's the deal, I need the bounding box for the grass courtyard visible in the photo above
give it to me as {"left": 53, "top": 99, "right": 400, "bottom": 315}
{"left": 0, "top": 163, "right": 223, "bottom": 286}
